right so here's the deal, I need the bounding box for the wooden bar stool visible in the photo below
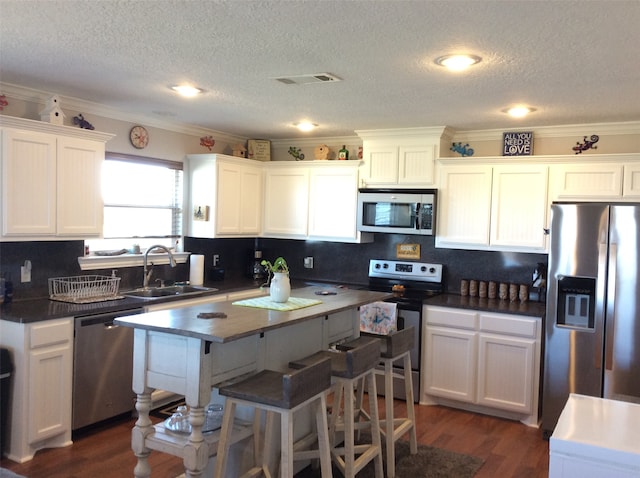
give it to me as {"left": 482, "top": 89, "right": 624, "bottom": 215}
{"left": 290, "top": 336, "right": 384, "bottom": 478}
{"left": 214, "top": 356, "right": 333, "bottom": 478}
{"left": 359, "top": 326, "right": 418, "bottom": 478}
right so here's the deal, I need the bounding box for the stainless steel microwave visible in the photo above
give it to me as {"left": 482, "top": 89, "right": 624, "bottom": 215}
{"left": 357, "top": 188, "right": 436, "bottom": 235}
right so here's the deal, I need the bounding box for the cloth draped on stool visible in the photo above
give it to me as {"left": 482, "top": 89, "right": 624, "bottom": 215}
{"left": 359, "top": 301, "right": 397, "bottom": 335}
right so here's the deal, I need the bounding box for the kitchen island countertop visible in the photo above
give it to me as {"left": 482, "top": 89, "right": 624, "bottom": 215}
{"left": 114, "top": 286, "right": 392, "bottom": 343}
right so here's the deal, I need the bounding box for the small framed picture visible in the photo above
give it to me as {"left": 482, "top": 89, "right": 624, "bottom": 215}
{"left": 503, "top": 131, "right": 533, "bottom": 156}
{"left": 193, "top": 205, "right": 209, "bottom": 221}
{"left": 396, "top": 243, "right": 420, "bottom": 260}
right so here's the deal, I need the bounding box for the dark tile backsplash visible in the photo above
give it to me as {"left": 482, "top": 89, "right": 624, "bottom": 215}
{"left": 1, "top": 235, "right": 547, "bottom": 301}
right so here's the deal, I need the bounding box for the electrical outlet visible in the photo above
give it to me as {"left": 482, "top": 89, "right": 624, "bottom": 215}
{"left": 304, "top": 257, "right": 314, "bottom": 269}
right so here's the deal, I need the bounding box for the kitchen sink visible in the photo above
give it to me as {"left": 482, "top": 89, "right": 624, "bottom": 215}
{"left": 123, "top": 285, "right": 218, "bottom": 300}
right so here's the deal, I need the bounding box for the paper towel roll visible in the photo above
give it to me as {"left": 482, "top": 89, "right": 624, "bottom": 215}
{"left": 189, "top": 254, "right": 205, "bottom": 285}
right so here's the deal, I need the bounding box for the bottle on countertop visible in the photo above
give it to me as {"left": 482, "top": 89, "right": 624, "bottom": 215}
{"left": 252, "top": 250, "right": 267, "bottom": 282}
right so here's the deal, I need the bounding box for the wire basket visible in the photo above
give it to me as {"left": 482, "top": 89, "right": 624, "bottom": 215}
{"left": 48, "top": 275, "right": 122, "bottom": 304}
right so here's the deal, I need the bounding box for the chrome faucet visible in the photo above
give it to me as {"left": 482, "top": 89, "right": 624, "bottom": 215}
{"left": 143, "top": 244, "right": 176, "bottom": 288}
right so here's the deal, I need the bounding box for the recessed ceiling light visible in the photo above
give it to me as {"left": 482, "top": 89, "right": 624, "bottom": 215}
{"left": 434, "top": 54, "right": 482, "bottom": 71}
{"left": 503, "top": 106, "right": 536, "bottom": 118}
{"left": 171, "top": 85, "right": 203, "bottom": 98}
{"left": 295, "top": 122, "right": 318, "bottom": 132}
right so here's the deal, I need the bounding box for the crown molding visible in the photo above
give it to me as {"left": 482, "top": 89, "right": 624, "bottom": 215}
{"left": 452, "top": 121, "right": 640, "bottom": 142}
{"left": 4, "top": 82, "right": 638, "bottom": 146}
{"left": 270, "top": 135, "right": 360, "bottom": 147}
{"left": 0, "top": 114, "right": 115, "bottom": 142}
{"left": 0, "top": 82, "right": 247, "bottom": 145}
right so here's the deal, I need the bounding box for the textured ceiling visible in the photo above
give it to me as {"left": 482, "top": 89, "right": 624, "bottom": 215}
{"left": 0, "top": 0, "right": 639, "bottom": 139}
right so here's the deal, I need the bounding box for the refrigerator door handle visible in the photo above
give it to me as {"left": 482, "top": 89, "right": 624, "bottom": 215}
{"left": 594, "top": 242, "right": 608, "bottom": 369}
{"left": 605, "top": 243, "right": 617, "bottom": 371}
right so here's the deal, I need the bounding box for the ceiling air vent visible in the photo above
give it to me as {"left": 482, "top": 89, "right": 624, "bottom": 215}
{"left": 274, "top": 73, "right": 342, "bottom": 85}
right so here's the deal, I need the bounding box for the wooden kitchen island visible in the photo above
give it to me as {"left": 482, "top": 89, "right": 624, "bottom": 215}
{"left": 115, "top": 286, "right": 391, "bottom": 478}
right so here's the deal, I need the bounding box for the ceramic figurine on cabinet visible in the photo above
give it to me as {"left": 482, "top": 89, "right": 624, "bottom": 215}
{"left": 40, "top": 95, "right": 65, "bottom": 125}
{"left": 73, "top": 113, "right": 94, "bottom": 130}
{"left": 200, "top": 135, "right": 215, "bottom": 151}
{"left": 314, "top": 144, "right": 330, "bottom": 160}
{"left": 450, "top": 142, "right": 474, "bottom": 157}
{"left": 572, "top": 134, "right": 599, "bottom": 154}
{"left": 288, "top": 146, "right": 304, "bottom": 160}
{"left": 232, "top": 143, "right": 247, "bottom": 157}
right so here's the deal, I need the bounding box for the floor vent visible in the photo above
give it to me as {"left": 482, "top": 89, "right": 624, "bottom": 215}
{"left": 274, "top": 73, "right": 342, "bottom": 85}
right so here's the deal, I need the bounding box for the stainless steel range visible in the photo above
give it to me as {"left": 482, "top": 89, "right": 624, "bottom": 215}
{"left": 366, "top": 259, "right": 444, "bottom": 402}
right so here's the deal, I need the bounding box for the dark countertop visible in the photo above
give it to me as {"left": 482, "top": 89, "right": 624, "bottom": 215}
{"left": 425, "top": 293, "right": 546, "bottom": 318}
{"left": 0, "top": 278, "right": 268, "bottom": 324}
{"left": 114, "top": 286, "right": 393, "bottom": 343}
{"left": 0, "top": 279, "right": 546, "bottom": 324}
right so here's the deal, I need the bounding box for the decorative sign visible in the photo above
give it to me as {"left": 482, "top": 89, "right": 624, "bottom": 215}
{"left": 503, "top": 131, "right": 533, "bottom": 156}
{"left": 396, "top": 243, "right": 420, "bottom": 260}
{"left": 193, "top": 205, "right": 209, "bottom": 221}
{"left": 248, "top": 139, "right": 271, "bottom": 162}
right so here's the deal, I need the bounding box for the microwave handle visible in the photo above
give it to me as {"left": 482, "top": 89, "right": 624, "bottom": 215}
{"left": 416, "top": 203, "right": 422, "bottom": 230}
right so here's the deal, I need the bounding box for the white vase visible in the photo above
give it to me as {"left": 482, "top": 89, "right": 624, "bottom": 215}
{"left": 269, "top": 272, "right": 291, "bottom": 303}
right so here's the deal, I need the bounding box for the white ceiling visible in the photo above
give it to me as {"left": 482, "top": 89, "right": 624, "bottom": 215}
{"left": 1, "top": 0, "right": 639, "bottom": 139}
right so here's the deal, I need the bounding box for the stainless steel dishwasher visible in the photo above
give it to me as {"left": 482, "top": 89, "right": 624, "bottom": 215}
{"left": 73, "top": 308, "right": 144, "bottom": 430}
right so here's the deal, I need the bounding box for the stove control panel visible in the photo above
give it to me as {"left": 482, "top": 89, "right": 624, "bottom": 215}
{"left": 368, "top": 259, "right": 443, "bottom": 283}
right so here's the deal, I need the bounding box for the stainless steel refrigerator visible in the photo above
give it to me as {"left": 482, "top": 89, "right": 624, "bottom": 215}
{"left": 541, "top": 202, "right": 640, "bottom": 437}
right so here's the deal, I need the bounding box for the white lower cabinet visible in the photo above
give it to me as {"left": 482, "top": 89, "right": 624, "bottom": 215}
{"left": 0, "top": 318, "right": 73, "bottom": 462}
{"left": 422, "top": 305, "right": 541, "bottom": 426}
{"left": 323, "top": 309, "right": 359, "bottom": 347}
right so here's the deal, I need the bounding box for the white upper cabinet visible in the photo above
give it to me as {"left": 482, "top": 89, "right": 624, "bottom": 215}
{"left": 263, "top": 161, "right": 371, "bottom": 243}
{"left": 1, "top": 116, "right": 112, "bottom": 240}
{"left": 436, "top": 164, "right": 493, "bottom": 247}
{"left": 188, "top": 155, "right": 370, "bottom": 243}
{"left": 549, "top": 155, "right": 640, "bottom": 201}
{"left": 2, "top": 128, "right": 57, "bottom": 235}
{"left": 263, "top": 164, "right": 309, "bottom": 238}
{"left": 308, "top": 163, "right": 363, "bottom": 241}
{"left": 623, "top": 162, "right": 640, "bottom": 198}
{"left": 436, "top": 161, "right": 548, "bottom": 252}
{"left": 187, "top": 154, "right": 263, "bottom": 238}
{"left": 56, "top": 136, "right": 105, "bottom": 235}
{"left": 356, "top": 127, "right": 446, "bottom": 188}
{"left": 490, "top": 164, "right": 549, "bottom": 250}
{"left": 549, "top": 162, "right": 623, "bottom": 199}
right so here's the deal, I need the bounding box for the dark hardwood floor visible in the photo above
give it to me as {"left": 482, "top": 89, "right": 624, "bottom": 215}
{"left": 1, "top": 398, "right": 549, "bottom": 477}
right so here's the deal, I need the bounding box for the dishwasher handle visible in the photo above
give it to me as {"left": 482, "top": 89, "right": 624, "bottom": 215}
{"left": 75, "top": 308, "right": 144, "bottom": 327}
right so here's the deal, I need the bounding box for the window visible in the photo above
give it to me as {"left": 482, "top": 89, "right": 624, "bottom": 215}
{"left": 86, "top": 152, "right": 183, "bottom": 252}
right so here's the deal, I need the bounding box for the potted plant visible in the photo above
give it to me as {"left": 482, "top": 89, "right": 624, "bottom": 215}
{"left": 261, "top": 256, "right": 290, "bottom": 303}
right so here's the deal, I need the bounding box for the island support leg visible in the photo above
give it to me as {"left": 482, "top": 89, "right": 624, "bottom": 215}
{"left": 183, "top": 406, "right": 209, "bottom": 477}
{"left": 132, "top": 391, "right": 153, "bottom": 478}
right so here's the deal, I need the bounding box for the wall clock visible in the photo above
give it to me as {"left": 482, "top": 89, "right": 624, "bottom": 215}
{"left": 130, "top": 125, "right": 149, "bottom": 149}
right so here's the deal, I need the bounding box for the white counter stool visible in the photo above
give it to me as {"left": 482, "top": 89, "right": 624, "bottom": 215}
{"left": 290, "top": 336, "right": 384, "bottom": 478}
{"left": 359, "top": 326, "right": 418, "bottom": 478}
{"left": 214, "top": 356, "right": 333, "bottom": 478}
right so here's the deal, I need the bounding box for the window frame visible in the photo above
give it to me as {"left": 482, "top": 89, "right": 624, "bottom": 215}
{"left": 101, "top": 151, "right": 184, "bottom": 241}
